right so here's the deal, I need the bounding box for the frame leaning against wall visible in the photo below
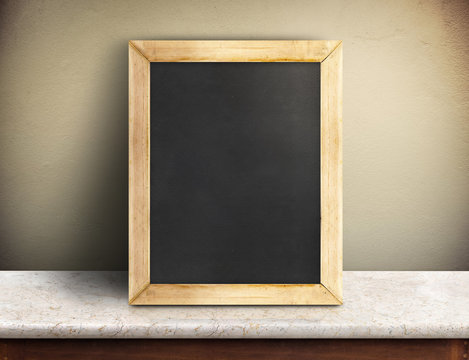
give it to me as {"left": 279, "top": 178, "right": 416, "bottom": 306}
{"left": 128, "top": 40, "right": 343, "bottom": 305}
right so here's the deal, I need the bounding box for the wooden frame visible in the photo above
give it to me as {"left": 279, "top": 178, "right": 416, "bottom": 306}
{"left": 129, "top": 40, "right": 342, "bottom": 305}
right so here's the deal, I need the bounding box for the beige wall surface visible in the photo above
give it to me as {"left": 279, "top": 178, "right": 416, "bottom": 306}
{"left": 0, "top": 0, "right": 468, "bottom": 270}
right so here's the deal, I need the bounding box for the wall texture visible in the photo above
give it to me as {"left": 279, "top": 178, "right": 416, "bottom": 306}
{"left": 0, "top": 0, "right": 468, "bottom": 270}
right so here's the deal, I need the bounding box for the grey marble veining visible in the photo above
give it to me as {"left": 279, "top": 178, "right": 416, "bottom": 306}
{"left": 0, "top": 271, "right": 467, "bottom": 338}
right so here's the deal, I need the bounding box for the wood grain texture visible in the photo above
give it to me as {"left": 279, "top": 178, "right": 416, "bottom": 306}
{"left": 130, "top": 40, "right": 341, "bottom": 62}
{"left": 129, "top": 40, "right": 343, "bottom": 305}
{"left": 320, "top": 42, "right": 343, "bottom": 303}
{"left": 1, "top": 339, "right": 466, "bottom": 360}
{"left": 131, "top": 284, "right": 341, "bottom": 305}
{"left": 128, "top": 43, "right": 150, "bottom": 302}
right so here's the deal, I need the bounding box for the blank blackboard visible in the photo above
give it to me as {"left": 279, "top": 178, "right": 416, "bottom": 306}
{"left": 150, "top": 62, "right": 321, "bottom": 284}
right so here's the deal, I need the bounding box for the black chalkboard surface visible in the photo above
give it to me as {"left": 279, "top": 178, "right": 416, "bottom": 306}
{"left": 150, "top": 62, "right": 321, "bottom": 284}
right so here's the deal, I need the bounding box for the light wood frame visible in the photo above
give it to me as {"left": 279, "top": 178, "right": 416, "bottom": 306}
{"left": 129, "top": 40, "right": 342, "bottom": 305}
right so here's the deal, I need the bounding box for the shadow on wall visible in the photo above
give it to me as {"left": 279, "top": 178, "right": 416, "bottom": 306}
{"left": 71, "top": 42, "right": 129, "bottom": 270}
{"left": 0, "top": 38, "right": 129, "bottom": 270}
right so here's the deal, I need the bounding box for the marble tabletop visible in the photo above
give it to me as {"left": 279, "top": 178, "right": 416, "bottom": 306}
{"left": 0, "top": 271, "right": 467, "bottom": 338}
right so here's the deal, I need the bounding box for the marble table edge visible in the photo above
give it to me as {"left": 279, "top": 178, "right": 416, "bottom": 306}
{"left": 0, "top": 271, "right": 468, "bottom": 339}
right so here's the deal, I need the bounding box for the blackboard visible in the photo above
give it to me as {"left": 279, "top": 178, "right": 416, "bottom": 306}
{"left": 149, "top": 62, "right": 321, "bottom": 284}
{"left": 129, "top": 40, "right": 342, "bottom": 305}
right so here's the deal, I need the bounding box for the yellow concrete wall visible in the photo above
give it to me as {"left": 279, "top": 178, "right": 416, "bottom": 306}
{"left": 0, "top": 0, "right": 468, "bottom": 269}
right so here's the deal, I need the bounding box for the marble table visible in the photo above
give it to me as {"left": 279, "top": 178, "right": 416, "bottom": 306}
{"left": 0, "top": 271, "right": 468, "bottom": 338}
